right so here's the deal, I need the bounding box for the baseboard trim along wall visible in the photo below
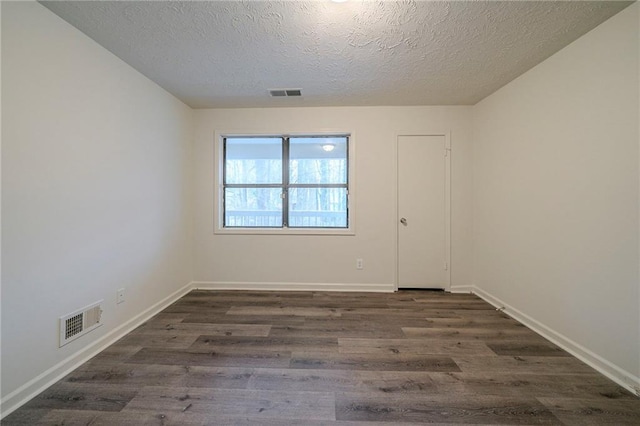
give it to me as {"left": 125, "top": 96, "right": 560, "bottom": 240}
{"left": 471, "top": 285, "right": 640, "bottom": 397}
{"left": 192, "top": 281, "right": 395, "bottom": 293}
{"left": 0, "top": 281, "right": 194, "bottom": 419}
{"left": 449, "top": 285, "right": 474, "bottom": 294}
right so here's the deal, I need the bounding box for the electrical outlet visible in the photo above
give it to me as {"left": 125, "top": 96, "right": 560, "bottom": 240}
{"left": 356, "top": 258, "right": 363, "bottom": 270}
{"left": 116, "top": 288, "right": 125, "bottom": 304}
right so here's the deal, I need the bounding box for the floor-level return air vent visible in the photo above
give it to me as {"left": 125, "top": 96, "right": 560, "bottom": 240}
{"left": 59, "top": 300, "right": 103, "bottom": 347}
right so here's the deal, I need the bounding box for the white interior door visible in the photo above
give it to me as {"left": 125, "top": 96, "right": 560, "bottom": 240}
{"left": 397, "top": 135, "right": 450, "bottom": 290}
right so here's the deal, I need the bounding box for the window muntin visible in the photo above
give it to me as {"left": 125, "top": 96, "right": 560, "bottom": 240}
{"left": 222, "top": 135, "right": 349, "bottom": 229}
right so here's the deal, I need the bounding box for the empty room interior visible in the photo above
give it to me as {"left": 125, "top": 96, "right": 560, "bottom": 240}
{"left": 2, "top": 0, "right": 640, "bottom": 424}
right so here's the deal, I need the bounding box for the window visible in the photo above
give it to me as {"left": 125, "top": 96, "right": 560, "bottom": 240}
{"left": 221, "top": 135, "right": 350, "bottom": 231}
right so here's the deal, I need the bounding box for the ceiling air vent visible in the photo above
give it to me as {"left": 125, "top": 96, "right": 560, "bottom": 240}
{"left": 269, "top": 89, "right": 302, "bottom": 97}
{"left": 59, "top": 300, "right": 103, "bottom": 347}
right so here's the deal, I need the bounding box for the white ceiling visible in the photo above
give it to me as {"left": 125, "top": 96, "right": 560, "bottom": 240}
{"left": 40, "top": 1, "right": 634, "bottom": 109}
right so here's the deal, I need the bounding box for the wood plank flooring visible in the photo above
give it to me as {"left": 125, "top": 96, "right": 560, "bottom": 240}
{"left": 3, "top": 290, "right": 639, "bottom": 425}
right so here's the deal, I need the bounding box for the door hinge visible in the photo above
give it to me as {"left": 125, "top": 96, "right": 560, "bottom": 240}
{"left": 445, "top": 148, "right": 451, "bottom": 157}
{"left": 444, "top": 262, "right": 448, "bottom": 271}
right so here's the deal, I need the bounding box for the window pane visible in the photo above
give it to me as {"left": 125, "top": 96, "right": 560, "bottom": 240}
{"left": 225, "top": 137, "right": 282, "bottom": 184}
{"left": 225, "top": 188, "right": 282, "bottom": 227}
{"left": 289, "top": 137, "right": 347, "bottom": 184}
{"left": 288, "top": 187, "right": 347, "bottom": 228}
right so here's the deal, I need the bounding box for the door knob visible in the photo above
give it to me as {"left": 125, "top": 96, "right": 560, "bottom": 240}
{"left": 400, "top": 217, "right": 407, "bottom": 226}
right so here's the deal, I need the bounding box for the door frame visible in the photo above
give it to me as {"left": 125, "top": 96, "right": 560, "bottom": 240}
{"left": 394, "top": 132, "right": 451, "bottom": 292}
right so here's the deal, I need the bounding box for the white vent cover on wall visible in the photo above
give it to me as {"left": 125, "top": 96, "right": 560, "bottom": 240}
{"left": 59, "top": 300, "right": 103, "bottom": 347}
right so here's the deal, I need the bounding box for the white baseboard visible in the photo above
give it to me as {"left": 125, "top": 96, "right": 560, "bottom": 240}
{"left": 192, "top": 281, "right": 395, "bottom": 293}
{"left": 450, "top": 285, "right": 474, "bottom": 294}
{"left": 471, "top": 285, "right": 640, "bottom": 397}
{"left": 0, "top": 281, "right": 195, "bottom": 419}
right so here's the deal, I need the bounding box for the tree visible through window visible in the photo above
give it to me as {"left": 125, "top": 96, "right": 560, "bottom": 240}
{"left": 223, "top": 135, "right": 349, "bottom": 228}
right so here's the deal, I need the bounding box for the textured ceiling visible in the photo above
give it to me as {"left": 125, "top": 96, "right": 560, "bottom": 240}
{"left": 40, "top": 1, "right": 633, "bottom": 108}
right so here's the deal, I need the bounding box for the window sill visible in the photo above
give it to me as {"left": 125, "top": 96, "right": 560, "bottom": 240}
{"left": 214, "top": 227, "right": 355, "bottom": 236}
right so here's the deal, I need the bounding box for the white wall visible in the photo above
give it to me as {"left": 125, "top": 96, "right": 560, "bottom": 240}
{"left": 473, "top": 3, "right": 639, "bottom": 390}
{"left": 193, "top": 107, "right": 473, "bottom": 291}
{"left": 1, "top": 1, "right": 193, "bottom": 412}
{"left": 637, "top": 2, "right": 640, "bottom": 386}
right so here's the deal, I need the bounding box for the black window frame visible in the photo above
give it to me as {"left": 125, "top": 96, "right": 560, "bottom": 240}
{"left": 222, "top": 135, "right": 350, "bottom": 229}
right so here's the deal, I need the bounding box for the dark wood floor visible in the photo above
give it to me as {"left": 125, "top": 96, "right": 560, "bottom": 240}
{"left": 3, "top": 290, "right": 639, "bottom": 425}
